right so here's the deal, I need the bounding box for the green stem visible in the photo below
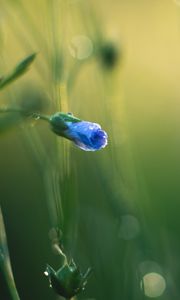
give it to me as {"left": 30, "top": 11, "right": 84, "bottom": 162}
{"left": 0, "top": 208, "right": 20, "bottom": 300}
{"left": 0, "top": 259, "right": 20, "bottom": 300}
{"left": 0, "top": 107, "right": 50, "bottom": 122}
{"left": 31, "top": 112, "right": 50, "bottom": 122}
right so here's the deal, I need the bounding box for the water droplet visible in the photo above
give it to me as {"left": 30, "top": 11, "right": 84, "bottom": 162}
{"left": 34, "top": 115, "right": 40, "bottom": 120}
{"left": 44, "top": 271, "right": 49, "bottom": 276}
{"left": 69, "top": 35, "right": 93, "bottom": 60}
{"left": 140, "top": 272, "right": 166, "bottom": 298}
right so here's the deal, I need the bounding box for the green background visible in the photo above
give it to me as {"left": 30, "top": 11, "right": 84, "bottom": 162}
{"left": 0, "top": 0, "right": 180, "bottom": 299}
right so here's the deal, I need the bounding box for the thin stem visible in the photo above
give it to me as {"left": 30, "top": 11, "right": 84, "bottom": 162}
{"left": 0, "top": 208, "right": 20, "bottom": 300}
{"left": 31, "top": 112, "right": 50, "bottom": 122}
{"left": 0, "top": 106, "right": 50, "bottom": 122}
{"left": 52, "top": 244, "right": 68, "bottom": 265}
{"left": 0, "top": 259, "right": 20, "bottom": 300}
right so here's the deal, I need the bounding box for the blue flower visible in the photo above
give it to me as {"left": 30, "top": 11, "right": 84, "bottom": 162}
{"left": 50, "top": 113, "right": 108, "bottom": 151}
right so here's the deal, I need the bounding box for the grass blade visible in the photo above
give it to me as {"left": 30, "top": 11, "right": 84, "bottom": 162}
{"left": 0, "top": 53, "right": 36, "bottom": 90}
{"left": 0, "top": 207, "right": 20, "bottom": 300}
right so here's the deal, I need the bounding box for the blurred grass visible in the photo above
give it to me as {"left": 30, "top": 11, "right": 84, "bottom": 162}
{"left": 0, "top": 0, "right": 180, "bottom": 299}
{"left": 0, "top": 208, "right": 20, "bottom": 300}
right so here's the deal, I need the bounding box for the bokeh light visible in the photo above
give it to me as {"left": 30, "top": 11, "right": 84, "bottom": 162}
{"left": 140, "top": 272, "right": 166, "bottom": 298}
{"left": 0, "top": 0, "right": 180, "bottom": 299}
{"left": 69, "top": 35, "right": 93, "bottom": 60}
{"left": 139, "top": 260, "right": 163, "bottom": 275}
{"left": 118, "top": 215, "right": 140, "bottom": 240}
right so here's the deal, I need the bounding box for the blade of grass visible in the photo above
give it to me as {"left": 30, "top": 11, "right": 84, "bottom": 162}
{"left": 0, "top": 53, "right": 36, "bottom": 90}
{"left": 0, "top": 207, "right": 20, "bottom": 300}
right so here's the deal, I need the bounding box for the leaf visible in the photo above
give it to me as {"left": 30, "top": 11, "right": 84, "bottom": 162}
{"left": 0, "top": 53, "right": 37, "bottom": 90}
{"left": 0, "top": 207, "right": 20, "bottom": 300}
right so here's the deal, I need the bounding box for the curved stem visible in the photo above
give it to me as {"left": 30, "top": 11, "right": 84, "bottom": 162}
{"left": 52, "top": 243, "right": 68, "bottom": 265}
{"left": 0, "top": 208, "right": 20, "bottom": 300}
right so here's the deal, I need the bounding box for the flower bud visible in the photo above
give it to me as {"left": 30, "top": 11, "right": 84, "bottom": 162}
{"left": 50, "top": 112, "right": 108, "bottom": 151}
{"left": 99, "top": 42, "right": 120, "bottom": 69}
{"left": 44, "top": 261, "right": 92, "bottom": 298}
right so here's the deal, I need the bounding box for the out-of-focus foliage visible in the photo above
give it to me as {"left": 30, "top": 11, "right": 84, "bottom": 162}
{"left": 0, "top": 208, "right": 20, "bottom": 300}
{"left": 0, "top": 0, "right": 180, "bottom": 300}
{"left": 0, "top": 53, "right": 36, "bottom": 90}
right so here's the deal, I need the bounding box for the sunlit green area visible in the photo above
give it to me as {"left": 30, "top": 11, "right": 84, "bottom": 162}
{"left": 0, "top": 0, "right": 180, "bottom": 299}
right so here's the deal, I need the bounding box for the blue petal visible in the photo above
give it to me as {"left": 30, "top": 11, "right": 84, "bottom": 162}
{"left": 64, "top": 121, "right": 108, "bottom": 151}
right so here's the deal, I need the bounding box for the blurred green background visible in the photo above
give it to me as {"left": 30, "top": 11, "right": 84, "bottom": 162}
{"left": 0, "top": 0, "right": 180, "bottom": 299}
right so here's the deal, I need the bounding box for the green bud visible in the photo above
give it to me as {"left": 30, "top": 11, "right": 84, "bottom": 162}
{"left": 99, "top": 42, "right": 120, "bottom": 69}
{"left": 45, "top": 261, "right": 92, "bottom": 299}
{"left": 49, "top": 112, "right": 81, "bottom": 137}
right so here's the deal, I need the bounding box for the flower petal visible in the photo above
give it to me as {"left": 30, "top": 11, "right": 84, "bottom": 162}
{"left": 65, "top": 121, "right": 108, "bottom": 151}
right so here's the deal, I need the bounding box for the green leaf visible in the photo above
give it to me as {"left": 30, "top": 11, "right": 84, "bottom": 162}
{"left": 50, "top": 112, "right": 81, "bottom": 137}
{"left": 0, "top": 53, "right": 37, "bottom": 90}
{"left": 0, "top": 207, "right": 20, "bottom": 300}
